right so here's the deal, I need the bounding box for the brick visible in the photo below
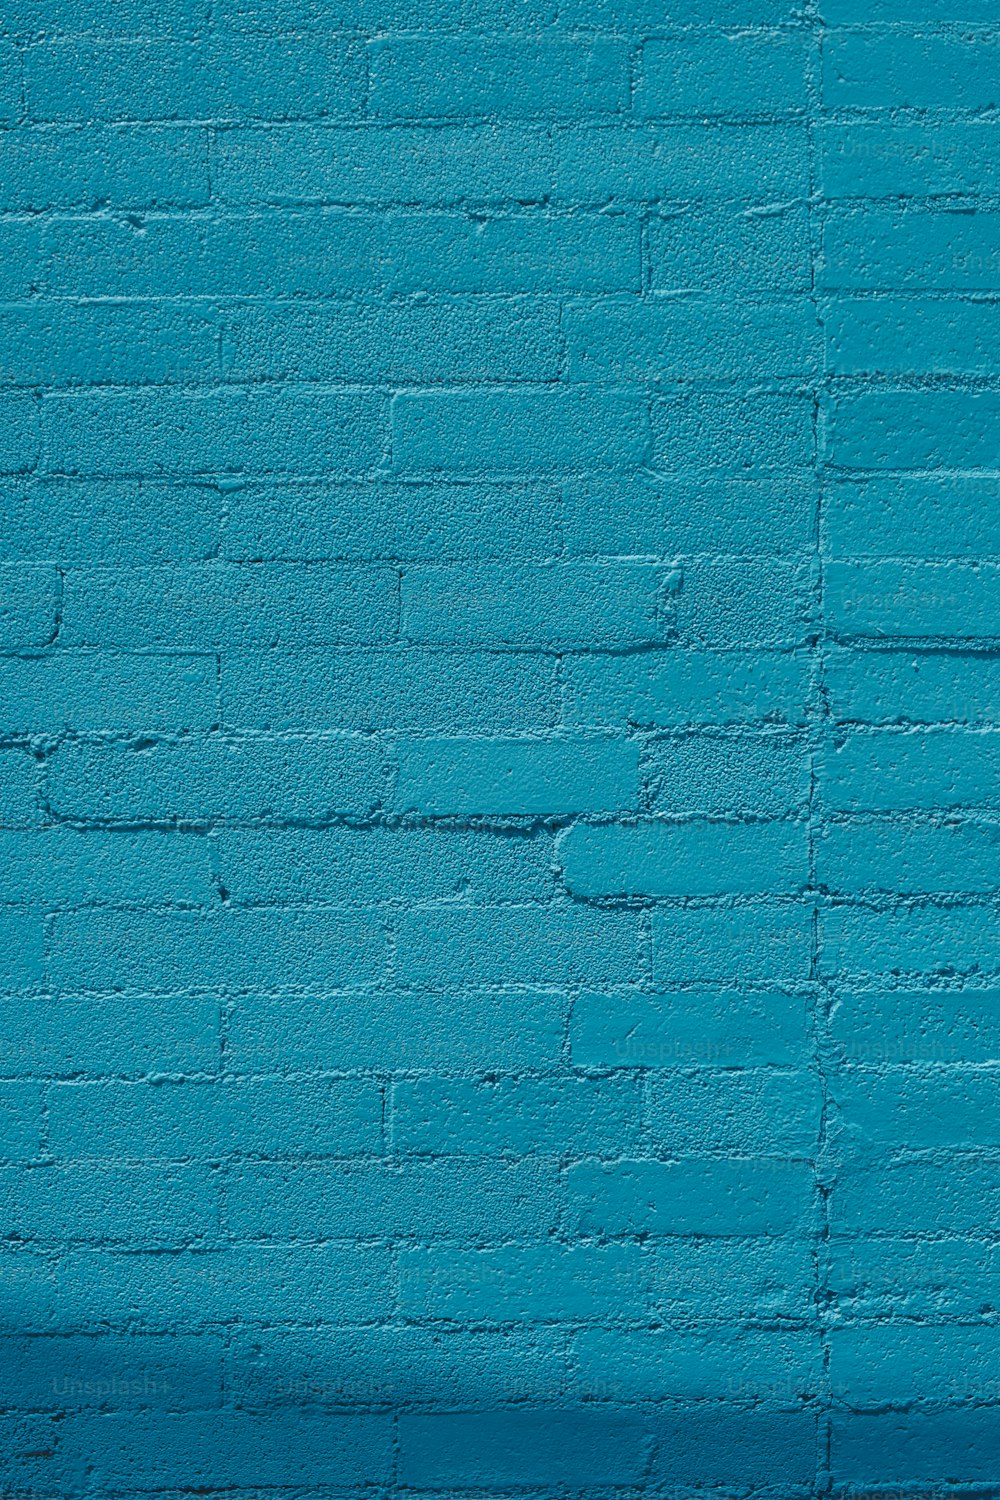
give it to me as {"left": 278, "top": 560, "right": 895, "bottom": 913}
{"left": 551, "top": 124, "right": 809, "bottom": 201}
{"left": 0, "top": 1414, "right": 74, "bottom": 1493}
{"left": 822, "top": 205, "right": 1000, "bottom": 291}
{"left": 829, "top": 989, "right": 1000, "bottom": 1064}
{"left": 41, "top": 1246, "right": 391, "bottom": 1332}
{"left": 676, "top": 563, "right": 815, "bottom": 647}
{"left": 826, "top": 647, "right": 1000, "bottom": 726}
{"left": 392, "top": 1075, "right": 642, "bottom": 1157}
{"left": 823, "top": 30, "right": 1000, "bottom": 110}
{"left": 0, "top": 752, "right": 41, "bottom": 830}
{"left": 0, "top": 1084, "right": 44, "bottom": 1161}
{"left": 61, "top": 563, "right": 396, "bottom": 647}
{"left": 651, "top": 202, "right": 812, "bottom": 292}
{"left": 647, "top": 1069, "right": 822, "bottom": 1154}
{"left": 0, "top": 564, "right": 59, "bottom": 648}
{"left": 559, "top": 820, "right": 809, "bottom": 897}
{"left": 46, "top": 735, "right": 386, "bottom": 823}
{"left": 48, "top": 1078, "right": 381, "bottom": 1160}
{"left": 572, "top": 990, "right": 811, "bottom": 1068}
{"left": 41, "top": 389, "right": 387, "bottom": 477}
{"left": 398, "top": 1243, "right": 649, "bottom": 1322}
{"left": 564, "top": 297, "right": 819, "bottom": 381}
{"left": 829, "top": 1236, "right": 1000, "bottom": 1322}
{"left": 825, "top": 475, "right": 1000, "bottom": 558}
{"left": 0, "top": 913, "right": 45, "bottom": 990}
{"left": 832, "top": 1068, "right": 1000, "bottom": 1148}
{"left": 0, "top": 480, "right": 219, "bottom": 562}
{"left": 221, "top": 481, "right": 563, "bottom": 563}
{"left": 0, "top": 393, "right": 39, "bottom": 473}
{"left": 0, "top": 829, "right": 210, "bottom": 904}
{"left": 557, "top": 0, "right": 796, "bottom": 19}
{"left": 214, "top": 0, "right": 555, "bottom": 30}
{"left": 0, "top": 220, "right": 43, "bottom": 299}
{"left": 651, "top": 904, "right": 812, "bottom": 986}
{"left": 212, "top": 826, "right": 554, "bottom": 904}
{"left": 25, "top": 39, "right": 365, "bottom": 122}
{"left": 567, "top": 1159, "right": 816, "bottom": 1236}
{"left": 834, "top": 1160, "right": 1000, "bottom": 1234}
{"left": 819, "top": 820, "right": 1000, "bottom": 894}
{"left": 35, "top": 211, "right": 381, "bottom": 298}
{"left": 831, "top": 1411, "right": 1000, "bottom": 1487}
{"left": 225, "top": 1160, "right": 559, "bottom": 1239}
{"left": 0, "top": 996, "right": 219, "bottom": 1080}
{"left": 57, "top": 1410, "right": 393, "bottom": 1489}
{"left": 652, "top": 1237, "right": 816, "bottom": 1323}
{"left": 573, "top": 1327, "right": 820, "bottom": 1403}
{"left": 648, "top": 1409, "right": 817, "bottom": 1487}
{"left": 385, "top": 210, "right": 640, "bottom": 293}
{"left": 392, "top": 389, "right": 650, "bottom": 475}
{"left": 827, "top": 560, "right": 1000, "bottom": 639}
{"left": 392, "top": 734, "right": 639, "bottom": 814}
{"left": 0, "top": 652, "right": 218, "bottom": 734}
{"left": 827, "top": 389, "right": 1000, "bottom": 470}
{"left": 822, "top": 904, "right": 1000, "bottom": 979}
{"left": 370, "top": 37, "right": 627, "bottom": 120}
{"left": 6, "top": 0, "right": 210, "bottom": 35}
{"left": 222, "top": 300, "right": 561, "bottom": 384}
{"left": 215, "top": 125, "right": 553, "bottom": 206}
{"left": 0, "top": 42, "right": 21, "bottom": 123}
{"left": 0, "top": 1333, "right": 221, "bottom": 1409}
{"left": 395, "top": 905, "right": 642, "bottom": 987}
{"left": 221, "top": 647, "right": 560, "bottom": 732}
{"left": 0, "top": 302, "right": 216, "bottom": 388}
{"left": 0, "top": 126, "right": 210, "bottom": 210}
{"left": 823, "top": 729, "right": 1000, "bottom": 811}
{"left": 401, "top": 563, "right": 672, "bottom": 648}
{"left": 0, "top": 1256, "right": 56, "bottom": 1335}
{"left": 48, "top": 909, "right": 385, "bottom": 992}
{"left": 563, "top": 475, "right": 815, "bottom": 556}
{"left": 0, "top": 1164, "right": 219, "bottom": 1245}
{"left": 820, "top": 123, "right": 1000, "bottom": 198}
{"left": 226, "top": 990, "right": 565, "bottom": 1074}
{"left": 637, "top": 35, "right": 809, "bottom": 117}
{"left": 227, "top": 1324, "right": 566, "bottom": 1407}
{"left": 646, "top": 730, "right": 810, "bottom": 815}
{"left": 398, "top": 1411, "right": 649, "bottom": 1490}
{"left": 821, "top": 0, "right": 998, "bottom": 14}
{"left": 653, "top": 390, "right": 814, "bottom": 471}
{"left": 564, "top": 650, "right": 811, "bottom": 727}
{"left": 824, "top": 297, "right": 1000, "bottom": 376}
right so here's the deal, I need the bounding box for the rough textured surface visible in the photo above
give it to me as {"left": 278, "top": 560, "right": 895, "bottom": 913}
{"left": 0, "top": 1, "right": 996, "bottom": 1495}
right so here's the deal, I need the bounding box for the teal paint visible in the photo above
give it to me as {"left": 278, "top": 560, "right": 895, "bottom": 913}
{"left": 0, "top": 3, "right": 998, "bottom": 1493}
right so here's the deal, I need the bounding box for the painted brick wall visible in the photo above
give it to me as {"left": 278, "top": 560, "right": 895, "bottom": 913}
{"left": 0, "top": 0, "right": 997, "bottom": 1493}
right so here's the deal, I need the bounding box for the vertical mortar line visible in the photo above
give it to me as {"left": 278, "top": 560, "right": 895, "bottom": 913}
{"left": 554, "top": 647, "right": 567, "bottom": 732}
{"left": 205, "top": 123, "right": 214, "bottom": 211}
{"left": 386, "top": 1081, "right": 401, "bottom": 1496}
{"left": 805, "top": 0, "right": 833, "bottom": 1490}
{"left": 556, "top": 290, "right": 570, "bottom": 387}
{"left": 16, "top": 41, "right": 25, "bottom": 125}
{"left": 638, "top": 205, "right": 650, "bottom": 298}
{"left": 40, "top": 1071, "right": 51, "bottom": 1166}
{"left": 393, "top": 566, "right": 404, "bottom": 642}
{"left": 217, "top": 957, "right": 232, "bottom": 1419}
{"left": 360, "top": 31, "right": 374, "bottom": 118}
{"left": 50, "top": 565, "right": 65, "bottom": 647}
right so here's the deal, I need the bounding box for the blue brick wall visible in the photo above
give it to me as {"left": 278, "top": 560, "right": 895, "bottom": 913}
{"left": 1, "top": 0, "right": 997, "bottom": 1493}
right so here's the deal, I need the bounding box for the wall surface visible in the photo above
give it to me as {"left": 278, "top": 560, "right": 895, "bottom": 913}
{"left": 1, "top": 0, "right": 998, "bottom": 1494}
